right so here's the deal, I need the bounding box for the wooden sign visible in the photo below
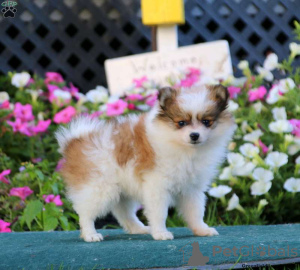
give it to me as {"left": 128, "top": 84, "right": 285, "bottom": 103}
{"left": 105, "top": 40, "right": 233, "bottom": 95}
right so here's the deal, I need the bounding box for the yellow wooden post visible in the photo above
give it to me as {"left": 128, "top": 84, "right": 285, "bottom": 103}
{"left": 141, "top": 0, "right": 185, "bottom": 52}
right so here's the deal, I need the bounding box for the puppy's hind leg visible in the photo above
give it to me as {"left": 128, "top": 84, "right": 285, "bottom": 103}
{"left": 70, "top": 183, "right": 120, "bottom": 242}
{"left": 112, "top": 197, "right": 149, "bottom": 234}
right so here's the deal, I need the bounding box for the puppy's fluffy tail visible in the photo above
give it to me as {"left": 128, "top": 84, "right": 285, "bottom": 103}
{"left": 55, "top": 116, "right": 101, "bottom": 154}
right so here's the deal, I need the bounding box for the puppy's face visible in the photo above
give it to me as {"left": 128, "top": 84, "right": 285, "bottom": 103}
{"left": 155, "top": 84, "right": 230, "bottom": 146}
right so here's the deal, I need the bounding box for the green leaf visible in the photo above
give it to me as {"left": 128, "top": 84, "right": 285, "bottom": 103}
{"left": 42, "top": 203, "right": 60, "bottom": 231}
{"left": 36, "top": 170, "right": 45, "bottom": 181}
{"left": 43, "top": 215, "right": 58, "bottom": 231}
{"left": 59, "top": 216, "right": 69, "bottom": 231}
{"left": 44, "top": 203, "right": 60, "bottom": 218}
{"left": 23, "top": 200, "right": 43, "bottom": 230}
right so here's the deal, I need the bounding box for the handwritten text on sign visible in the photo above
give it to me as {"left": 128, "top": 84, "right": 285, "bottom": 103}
{"left": 105, "top": 40, "right": 232, "bottom": 95}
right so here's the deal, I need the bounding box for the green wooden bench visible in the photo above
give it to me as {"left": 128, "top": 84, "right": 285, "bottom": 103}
{"left": 1, "top": 224, "right": 300, "bottom": 269}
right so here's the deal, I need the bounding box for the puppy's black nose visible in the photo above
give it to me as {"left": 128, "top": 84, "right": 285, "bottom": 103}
{"left": 190, "top": 132, "right": 200, "bottom": 141}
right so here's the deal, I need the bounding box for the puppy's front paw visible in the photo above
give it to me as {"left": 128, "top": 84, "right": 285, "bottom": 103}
{"left": 193, "top": 227, "right": 219, "bottom": 237}
{"left": 81, "top": 232, "right": 104, "bottom": 242}
{"left": 152, "top": 231, "right": 174, "bottom": 240}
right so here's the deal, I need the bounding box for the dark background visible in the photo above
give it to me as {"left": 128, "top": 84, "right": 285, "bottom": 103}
{"left": 0, "top": 0, "right": 299, "bottom": 93}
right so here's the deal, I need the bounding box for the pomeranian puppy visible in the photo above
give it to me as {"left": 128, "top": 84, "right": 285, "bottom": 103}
{"left": 55, "top": 84, "right": 235, "bottom": 242}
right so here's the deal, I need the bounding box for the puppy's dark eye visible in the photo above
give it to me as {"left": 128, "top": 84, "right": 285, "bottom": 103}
{"left": 202, "top": 120, "right": 211, "bottom": 127}
{"left": 178, "top": 121, "right": 187, "bottom": 127}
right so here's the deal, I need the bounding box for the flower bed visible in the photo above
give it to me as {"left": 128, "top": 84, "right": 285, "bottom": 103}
{"left": 1, "top": 29, "right": 300, "bottom": 233}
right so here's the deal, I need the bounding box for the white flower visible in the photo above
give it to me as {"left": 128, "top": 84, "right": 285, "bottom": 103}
{"left": 288, "top": 138, "right": 300, "bottom": 155}
{"left": 241, "top": 121, "right": 249, "bottom": 133}
{"left": 0, "top": 91, "right": 9, "bottom": 103}
{"left": 238, "top": 60, "right": 249, "bottom": 70}
{"left": 228, "top": 142, "right": 236, "bottom": 151}
{"left": 107, "top": 94, "right": 120, "bottom": 103}
{"left": 269, "top": 120, "right": 293, "bottom": 133}
{"left": 258, "top": 199, "right": 268, "bottom": 208}
{"left": 11, "top": 72, "right": 31, "bottom": 88}
{"left": 289, "top": 42, "right": 300, "bottom": 56}
{"left": 37, "top": 112, "right": 44, "bottom": 121}
{"left": 243, "top": 130, "right": 263, "bottom": 143}
{"left": 258, "top": 199, "right": 268, "bottom": 211}
{"left": 99, "top": 104, "right": 107, "bottom": 112}
{"left": 285, "top": 134, "right": 294, "bottom": 144}
{"left": 227, "top": 153, "right": 245, "bottom": 168}
{"left": 219, "top": 167, "right": 232, "bottom": 180}
{"left": 263, "top": 53, "right": 278, "bottom": 71}
{"left": 265, "top": 151, "right": 288, "bottom": 168}
{"left": 257, "top": 66, "right": 274, "bottom": 81}
{"left": 208, "top": 185, "right": 232, "bottom": 198}
{"left": 279, "top": 78, "right": 295, "bottom": 93}
{"left": 144, "top": 88, "right": 158, "bottom": 96}
{"left": 253, "top": 102, "right": 263, "bottom": 113}
{"left": 86, "top": 86, "right": 108, "bottom": 103}
{"left": 284, "top": 178, "right": 300, "bottom": 192}
{"left": 272, "top": 107, "right": 287, "bottom": 120}
{"left": 232, "top": 162, "right": 256, "bottom": 176}
{"left": 296, "top": 156, "right": 300, "bottom": 164}
{"left": 26, "top": 89, "right": 43, "bottom": 101}
{"left": 225, "top": 75, "right": 247, "bottom": 86}
{"left": 226, "top": 194, "right": 239, "bottom": 211}
{"left": 253, "top": 168, "right": 274, "bottom": 182}
{"left": 251, "top": 181, "right": 272, "bottom": 195}
{"left": 239, "top": 143, "right": 259, "bottom": 158}
{"left": 53, "top": 89, "right": 71, "bottom": 100}
{"left": 76, "top": 93, "right": 87, "bottom": 103}
{"left": 227, "top": 100, "right": 239, "bottom": 112}
{"left": 266, "top": 85, "right": 281, "bottom": 104}
{"left": 136, "top": 104, "right": 150, "bottom": 111}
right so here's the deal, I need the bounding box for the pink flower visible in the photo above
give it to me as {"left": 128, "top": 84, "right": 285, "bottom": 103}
{"left": 128, "top": 103, "right": 135, "bottom": 110}
{"left": 179, "top": 77, "right": 195, "bottom": 87}
{"left": 0, "top": 100, "right": 10, "bottom": 109}
{"left": 187, "top": 67, "right": 201, "bottom": 76}
{"left": 43, "top": 194, "right": 63, "bottom": 206}
{"left": 228, "top": 86, "right": 241, "bottom": 99}
{"left": 133, "top": 76, "right": 148, "bottom": 87}
{"left": 45, "top": 72, "right": 64, "bottom": 84}
{"left": 89, "top": 111, "right": 102, "bottom": 119}
{"left": 55, "top": 158, "right": 66, "bottom": 171}
{"left": 31, "top": 157, "right": 42, "bottom": 163}
{"left": 9, "top": 186, "right": 33, "bottom": 201}
{"left": 32, "top": 120, "right": 51, "bottom": 134}
{"left": 7, "top": 118, "right": 33, "bottom": 136}
{"left": 14, "top": 102, "right": 34, "bottom": 122}
{"left": 126, "top": 94, "right": 144, "bottom": 101}
{"left": 47, "top": 84, "right": 60, "bottom": 93}
{"left": 145, "top": 95, "right": 158, "bottom": 107}
{"left": 248, "top": 86, "right": 267, "bottom": 102}
{"left": 26, "top": 78, "right": 35, "bottom": 87}
{"left": 0, "top": 220, "right": 11, "bottom": 233}
{"left": 106, "top": 100, "right": 128, "bottom": 116}
{"left": 53, "top": 106, "right": 76, "bottom": 124}
{"left": 0, "top": 169, "right": 11, "bottom": 185}
{"left": 63, "top": 83, "right": 79, "bottom": 98}
{"left": 289, "top": 119, "right": 300, "bottom": 137}
{"left": 258, "top": 139, "right": 269, "bottom": 154}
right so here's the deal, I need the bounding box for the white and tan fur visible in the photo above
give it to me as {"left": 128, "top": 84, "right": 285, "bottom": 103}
{"left": 55, "top": 85, "right": 236, "bottom": 242}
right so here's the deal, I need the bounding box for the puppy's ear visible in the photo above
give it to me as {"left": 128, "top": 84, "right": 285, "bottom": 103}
{"left": 207, "top": 84, "right": 229, "bottom": 112}
{"left": 158, "top": 87, "right": 177, "bottom": 108}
